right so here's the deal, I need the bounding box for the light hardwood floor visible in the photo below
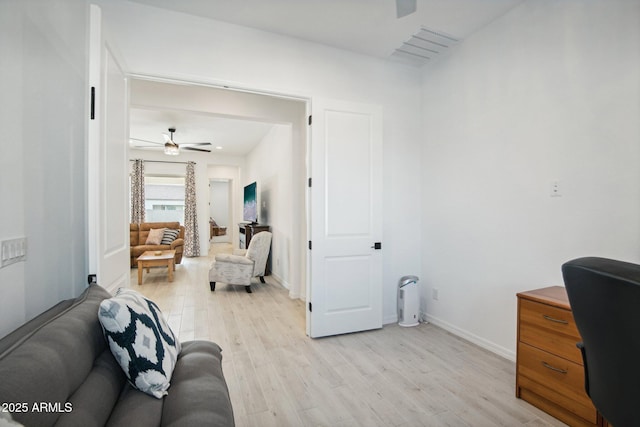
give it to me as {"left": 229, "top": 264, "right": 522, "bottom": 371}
{"left": 130, "top": 243, "right": 567, "bottom": 427}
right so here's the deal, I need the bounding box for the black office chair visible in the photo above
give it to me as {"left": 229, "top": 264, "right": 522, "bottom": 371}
{"left": 562, "top": 257, "right": 640, "bottom": 427}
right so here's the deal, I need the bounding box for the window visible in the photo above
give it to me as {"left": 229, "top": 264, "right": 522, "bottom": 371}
{"left": 144, "top": 176, "right": 185, "bottom": 223}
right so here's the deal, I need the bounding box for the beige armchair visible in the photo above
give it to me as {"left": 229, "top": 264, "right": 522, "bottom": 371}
{"left": 209, "top": 231, "right": 272, "bottom": 293}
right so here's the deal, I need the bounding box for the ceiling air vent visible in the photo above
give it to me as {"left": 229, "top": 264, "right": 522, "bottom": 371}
{"left": 391, "top": 27, "right": 460, "bottom": 66}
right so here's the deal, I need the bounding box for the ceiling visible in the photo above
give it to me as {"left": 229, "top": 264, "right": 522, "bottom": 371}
{"left": 127, "top": 0, "right": 525, "bottom": 156}
{"left": 129, "top": 108, "right": 276, "bottom": 156}
{"left": 128, "top": 0, "right": 525, "bottom": 61}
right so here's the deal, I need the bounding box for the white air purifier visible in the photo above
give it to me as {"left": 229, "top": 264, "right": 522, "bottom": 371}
{"left": 398, "top": 275, "right": 419, "bottom": 327}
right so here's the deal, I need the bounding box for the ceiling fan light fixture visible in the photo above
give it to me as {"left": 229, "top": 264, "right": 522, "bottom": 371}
{"left": 164, "top": 141, "right": 180, "bottom": 155}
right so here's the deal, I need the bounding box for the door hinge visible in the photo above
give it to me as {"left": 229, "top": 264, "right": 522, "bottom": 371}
{"left": 308, "top": 177, "right": 312, "bottom": 187}
{"left": 87, "top": 274, "right": 97, "bottom": 284}
{"left": 308, "top": 302, "right": 312, "bottom": 312}
{"left": 90, "top": 86, "right": 96, "bottom": 120}
{"left": 308, "top": 240, "right": 312, "bottom": 250}
{"left": 308, "top": 115, "right": 312, "bottom": 126}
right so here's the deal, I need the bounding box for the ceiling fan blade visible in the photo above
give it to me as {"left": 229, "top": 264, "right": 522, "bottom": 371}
{"left": 130, "top": 146, "right": 162, "bottom": 150}
{"left": 183, "top": 147, "right": 211, "bottom": 153}
{"left": 180, "top": 142, "right": 212, "bottom": 147}
{"left": 396, "top": 0, "right": 416, "bottom": 18}
{"left": 130, "top": 138, "right": 164, "bottom": 145}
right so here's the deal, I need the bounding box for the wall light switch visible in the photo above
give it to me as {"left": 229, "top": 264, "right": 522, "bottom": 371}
{"left": 0, "top": 237, "right": 27, "bottom": 269}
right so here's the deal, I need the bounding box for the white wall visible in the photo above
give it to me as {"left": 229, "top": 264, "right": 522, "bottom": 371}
{"left": 244, "top": 124, "right": 294, "bottom": 290}
{"left": 0, "top": 0, "right": 26, "bottom": 337}
{"left": 0, "top": 0, "right": 89, "bottom": 338}
{"left": 420, "top": 0, "right": 640, "bottom": 359}
{"left": 99, "top": 1, "right": 423, "bottom": 324}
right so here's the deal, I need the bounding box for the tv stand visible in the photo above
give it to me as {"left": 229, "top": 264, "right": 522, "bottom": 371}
{"left": 238, "top": 223, "right": 270, "bottom": 249}
{"left": 238, "top": 223, "right": 271, "bottom": 275}
{"left": 238, "top": 222, "right": 271, "bottom": 249}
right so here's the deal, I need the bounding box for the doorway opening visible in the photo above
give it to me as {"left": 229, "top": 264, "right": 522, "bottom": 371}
{"left": 209, "top": 178, "right": 232, "bottom": 244}
{"left": 129, "top": 76, "right": 310, "bottom": 309}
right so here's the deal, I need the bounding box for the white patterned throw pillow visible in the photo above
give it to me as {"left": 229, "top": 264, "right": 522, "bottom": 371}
{"left": 98, "top": 288, "right": 181, "bottom": 398}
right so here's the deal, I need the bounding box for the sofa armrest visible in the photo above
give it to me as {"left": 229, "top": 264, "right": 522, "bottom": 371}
{"left": 170, "top": 238, "right": 184, "bottom": 250}
{"left": 161, "top": 341, "right": 234, "bottom": 427}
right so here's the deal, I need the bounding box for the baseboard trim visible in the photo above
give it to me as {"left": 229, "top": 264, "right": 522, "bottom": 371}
{"left": 267, "top": 274, "right": 302, "bottom": 299}
{"left": 288, "top": 291, "right": 301, "bottom": 299}
{"left": 269, "top": 272, "right": 286, "bottom": 288}
{"left": 383, "top": 314, "right": 398, "bottom": 325}
{"left": 423, "top": 311, "right": 515, "bottom": 362}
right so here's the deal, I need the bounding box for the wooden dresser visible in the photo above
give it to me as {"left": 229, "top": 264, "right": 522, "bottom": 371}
{"left": 516, "top": 286, "right": 607, "bottom": 427}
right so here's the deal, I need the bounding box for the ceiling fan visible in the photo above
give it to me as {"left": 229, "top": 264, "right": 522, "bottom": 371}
{"left": 130, "top": 127, "right": 213, "bottom": 155}
{"left": 396, "top": 0, "right": 417, "bottom": 18}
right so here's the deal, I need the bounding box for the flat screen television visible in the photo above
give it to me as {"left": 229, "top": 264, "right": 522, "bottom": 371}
{"left": 243, "top": 181, "right": 258, "bottom": 223}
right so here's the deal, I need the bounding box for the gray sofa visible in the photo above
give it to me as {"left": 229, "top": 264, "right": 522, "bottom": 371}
{"left": 0, "top": 285, "right": 234, "bottom": 427}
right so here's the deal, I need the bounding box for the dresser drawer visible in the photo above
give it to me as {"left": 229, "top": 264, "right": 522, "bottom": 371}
{"left": 518, "top": 341, "right": 597, "bottom": 424}
{"left": 519, "top": 298, "right": 583, "bottom": 364}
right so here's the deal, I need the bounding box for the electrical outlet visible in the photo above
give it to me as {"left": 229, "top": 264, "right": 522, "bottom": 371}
{"left": 550, "top": 180, "right": 562, "bottom": 197}
{"left": 432, "top": 288, "right": 439, "bottom": 301}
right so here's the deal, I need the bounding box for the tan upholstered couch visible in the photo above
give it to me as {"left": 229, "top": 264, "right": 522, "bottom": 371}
{"left": 130, "top": 222, "right": 185, "bottom": 267}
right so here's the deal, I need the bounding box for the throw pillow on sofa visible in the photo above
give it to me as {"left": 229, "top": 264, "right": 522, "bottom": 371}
{"left": 98, "top": 288, "right": 181, "bottom": 398}
{"left": 161, "top": 228, "right": 180, "bottom": 245}
{"left": 145, "top": 228, "right": 166, "bottom": 245}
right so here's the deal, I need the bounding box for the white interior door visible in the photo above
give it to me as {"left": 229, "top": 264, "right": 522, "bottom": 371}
{"left": 88, "top": 5, "right": 130, "bottom": 294}
{"left": 308, "top": 98, "right": 383, "bottom": 338}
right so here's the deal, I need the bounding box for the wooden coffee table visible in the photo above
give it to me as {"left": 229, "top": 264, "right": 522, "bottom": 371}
{"left": 137, "top": 250, "right": 176, "bottom": 285}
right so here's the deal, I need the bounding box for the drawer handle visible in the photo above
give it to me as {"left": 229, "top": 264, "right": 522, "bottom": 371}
{"left": 542, "top": 361, "right": 568, "bottom": 374}
{"left": 542, "top": 314, "right": 568, "bottom": 324}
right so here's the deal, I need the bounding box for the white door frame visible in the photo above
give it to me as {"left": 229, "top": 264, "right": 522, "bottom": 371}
{"left": 87, "top": 5, "right": 130, "bottom": 294}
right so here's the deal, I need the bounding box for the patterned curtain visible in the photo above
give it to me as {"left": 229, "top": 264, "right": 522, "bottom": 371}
{"left": 130, "top": 159, "right": 146, "bottom": 223}
{"left": 184, "top": 161, "right": 200, "bottom": 257}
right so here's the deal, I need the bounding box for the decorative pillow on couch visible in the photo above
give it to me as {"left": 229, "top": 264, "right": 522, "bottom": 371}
{"left": 161, "top": 229, "right": 180, "bottom": 245}
{"left": 145, "top": 228, "right": 166, "bottom": 245}
{"left": 98, "top": 288, "right": 181, "bottom": 398}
